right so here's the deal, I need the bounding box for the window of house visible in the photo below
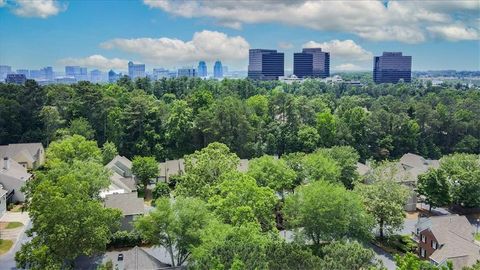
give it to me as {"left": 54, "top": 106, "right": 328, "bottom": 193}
{"left": 420, "top": 248, "right": 426, "bottom": 258}
{"left": 432, "top": 240, "right": 437, "bottom": 249}
{"left": 421, "top": 234, "right": 426, "bottom": 243}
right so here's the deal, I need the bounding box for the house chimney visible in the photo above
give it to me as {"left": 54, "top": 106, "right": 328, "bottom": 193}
{"left": 3, "top": 157, "right": 10, "bottom": 170}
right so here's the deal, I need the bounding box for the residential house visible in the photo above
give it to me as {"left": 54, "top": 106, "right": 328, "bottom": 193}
{"left": 397, "top": 153, "right": 439, "bottom": 211}
{"left": 0, "top": 157, "right": 32, "bottom": 202}
{"left": 104, "top": 192, "right": 145, "bottom": 231}
{"left": 356, "top": 162, "right": 371, "bottom": 176}
{"left": 101, "top": 155, "right": 136, "bottom": 198}
{"left": 0, "top": 143, "right": 45, "bottom": 169}
{"left": 158, "top": 159, "right": 185, "bottom": 182}
{"left": 238, "top": 159, "right": 250, "bottom": 173}
{"left": 361, "top": 153, "right": 439, "bottom": 211}
{"left": 0, "top": 186, "right": 7, "bottom": 217}
{"left": 75, "top": 246, "right": 174, "bottom": 270}
{"left": 413, "top": 215, "right": 480, "bottom": 269}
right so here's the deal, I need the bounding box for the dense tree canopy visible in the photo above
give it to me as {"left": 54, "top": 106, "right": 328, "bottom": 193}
{"left": 284, "top": 181, "right": 374, "bottom": 247}
{"left": 1, "top": 78, "right": 478, "bottom": 163}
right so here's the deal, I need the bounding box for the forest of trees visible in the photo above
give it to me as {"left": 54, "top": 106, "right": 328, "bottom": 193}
{"left": 3, "top": 77, "right": 478, "bottom": 269}
{"left": 1, "top": 77, "right": 479, "bottom": 162}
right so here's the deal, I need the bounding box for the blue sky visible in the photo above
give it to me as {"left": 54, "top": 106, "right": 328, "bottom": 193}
{"left": 0, "top": 0, "right": 479, "bottom": 72}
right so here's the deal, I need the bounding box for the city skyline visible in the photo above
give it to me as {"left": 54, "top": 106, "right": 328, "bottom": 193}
{"left": 0, "top": 1, "right": 479, "bottom": 71}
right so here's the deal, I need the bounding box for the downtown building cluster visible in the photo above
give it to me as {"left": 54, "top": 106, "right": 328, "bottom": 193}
{"left": 0, "top": 60, "right": 229, "bottom": 85}
{"left": 247, "top": 48, "right": 411, "bottom": 83}
{"left": 1, "top": 50, "right": 412, "bottom": 85}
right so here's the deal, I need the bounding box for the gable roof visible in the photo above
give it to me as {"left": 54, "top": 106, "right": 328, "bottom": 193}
{"left": 0, "top": 158, "right": 32, "bottom": 182}
{"left": 356, "top": 162, "right": 370, "bottom": 176}
{"left": 417, "top": 215, "right": 480, "bottom": 268}
{"left": 103, "top": 156, "right": 136, "bottom": 196}
{"left": 104, "top": 192, "right": 144, "bottom": 216}
{"left": 104, "top": 246, "right": 171, "bottom": 270}
{"left": 0, "top": 143, "right": 44, "bottom": 162}
{"left": 158, "top": 159, "right": 185, "bottom": 178}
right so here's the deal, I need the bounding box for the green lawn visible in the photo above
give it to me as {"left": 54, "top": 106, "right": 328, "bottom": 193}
{"left": 0, "top": 239, "right": 14, "bottom": 255}
{"left": 5, "top": 222, "right": 23, "bottom": 229}
{"left": 475, "top": 233, "right": 480, "bottom": 241}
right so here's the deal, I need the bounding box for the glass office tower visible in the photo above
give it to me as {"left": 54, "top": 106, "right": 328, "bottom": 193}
{"left": 293, "top": 48, "right": 330, "bottom": 78}
{"left": 198, "top": 61, "right": 207, "bottom": 77}
{"left": 213, "top": 60, "right": 223, "bottom": 79}
{"left": 248, "top": 49, "right": 284, "bottom": 80}
{"left": 373, "top": 52, "right": 412, "bottom": 83}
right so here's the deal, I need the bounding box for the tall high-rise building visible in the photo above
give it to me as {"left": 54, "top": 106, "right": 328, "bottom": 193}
{"left": 108, "top": 70, "right": 120, "bottom": 83}
{"left": 248, "top": 49, "right": 284, "bottom": 80}
{"left": 373, "top": 52, "right": 412, "bottom": 83}
{"left": 197, "top": 61, "right": 207, "bottom": 77}
{"left": 65, "top": 66, "right": 88, "bottom": 81}
{"left": 293, "top": 48, "right": 330, "bottom": 78}
{"left": 0, "top": 65, "right": 12, "bottom": 80}
{"left": 128, "top": 61, "right": 146, "bottom": 79}
{"left": 90, "top": 69, "right": 103, "bottom": 83}
{"left": 177, "top": 68, "right": 196, "bottom": 78}
{"left": 5, "top": 74, "right": 26, "bottom": 84}
{"left": 153, "top": 68, "right": 170, "bottom": 80}
{"left": 41, "top": 66, "right": 54, "bottom": 81}
{"left": 16, "top": 69, "right": 30, "bottom": 78}
{"left": 213, "top": 60, "right": 223, "bottom": 79}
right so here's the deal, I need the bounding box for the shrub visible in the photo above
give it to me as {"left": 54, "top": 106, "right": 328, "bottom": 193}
{"left": 109, "top": 231, "right": 142, "bottom": 248}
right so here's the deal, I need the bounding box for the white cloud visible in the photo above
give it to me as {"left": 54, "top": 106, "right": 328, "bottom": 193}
{"left": 428, "top": 24, "right": 480, "bottom": 41}
{"left": 57, "top": 55, "right": 129, "bottom": 70}
{"left": 0, "top": 0, "right": 6, "bottom": 8}
{"left": 144, "top": 0, "right": 480, "bottom": 43}
{"left": 11, "top": 0, "right": 66, "bottom": 18}
{"left": 303, "top": 39, "right": 372, "bottom": 61}
{"left": 101, "top": 30, "right": 250, "bottom": 68}
{"left": 334, "top": 63, "right": 363, "bottom": 71}
{"left": 278, "top": 41, "right": 294, "bottom": 50}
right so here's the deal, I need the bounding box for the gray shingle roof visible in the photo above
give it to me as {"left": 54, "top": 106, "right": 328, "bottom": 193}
{"left": 104, "top": 246, "right": 171, "bottom": 270}
{"left": 417, "top": 215, "right": 480, "bottom": 269}
{"left": 0, "top": 143, "right": 44, "bottom": 162}
{"left": 104, "top": 192, "right": 145, "bottom": 216}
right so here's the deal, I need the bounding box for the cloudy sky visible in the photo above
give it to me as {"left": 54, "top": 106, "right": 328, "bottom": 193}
{"left": 0, "top": 0, "right": 479, "bottom": 71}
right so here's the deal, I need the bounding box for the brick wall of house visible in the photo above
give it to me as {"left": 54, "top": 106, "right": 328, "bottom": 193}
{"left": 418, "top": 229, "right": 438, "bottom": 259}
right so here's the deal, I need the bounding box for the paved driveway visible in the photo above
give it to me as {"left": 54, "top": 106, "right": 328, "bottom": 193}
{"left": 0, "top": 212, "right": 32, "bottom": 270}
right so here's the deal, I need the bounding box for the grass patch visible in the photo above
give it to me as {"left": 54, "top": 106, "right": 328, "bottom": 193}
{"left": 0, "top": 239, "right": 14, "bottom": 255}
{"left": 9, "top": 204, "right": 24, "bottom": 212}
{"left": 5, "top": 222, "right": 23, "bottom": 229}
{"left": 475, "top": 233, "right": 480, "bottom": 241}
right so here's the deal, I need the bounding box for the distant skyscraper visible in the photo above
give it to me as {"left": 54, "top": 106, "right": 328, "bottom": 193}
{"left": 29, "top": 70, "right": 42, "bottom": 80}
{"left": 214, "top": 60, "right": 223, "bottom": 79}
{"left": 16, "top": 69, "right": 29, "bottom": 78}
{"left": 41, "top": 66, "right": 54, "bottom": 81}
{"left": 108, "top": 70, "right": 120, "bottom": 83}
{"left": 0, "top": 65, "right": 12, "bottom": 80}
{"left": 373, "top": 52, "right": 412, "bottom": 83}
{"left": 248, "top": 49, "right": 284, "bottom": 80}
{"left": 177, "top": 68, "right": 196, "bottom": 78}
{"left": 197, "top": 61, "right": 207, "bottom": 77}
{"left": 90, "top": 69, "right": 103, "bottom": 83}
{"left": 294, "top": 48, "right": 330, "bottom": 78}
{"left": 128, "top": 61, "right": 146, "bottom": 79}
{"left": 153, "top": 68, "right": 170, "bottom": 80}
{"left": 65, "top": 66, "right": 88, "bottom": 81}
{"left": 5, "top": 74, "right": 26, "bottom": 84}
